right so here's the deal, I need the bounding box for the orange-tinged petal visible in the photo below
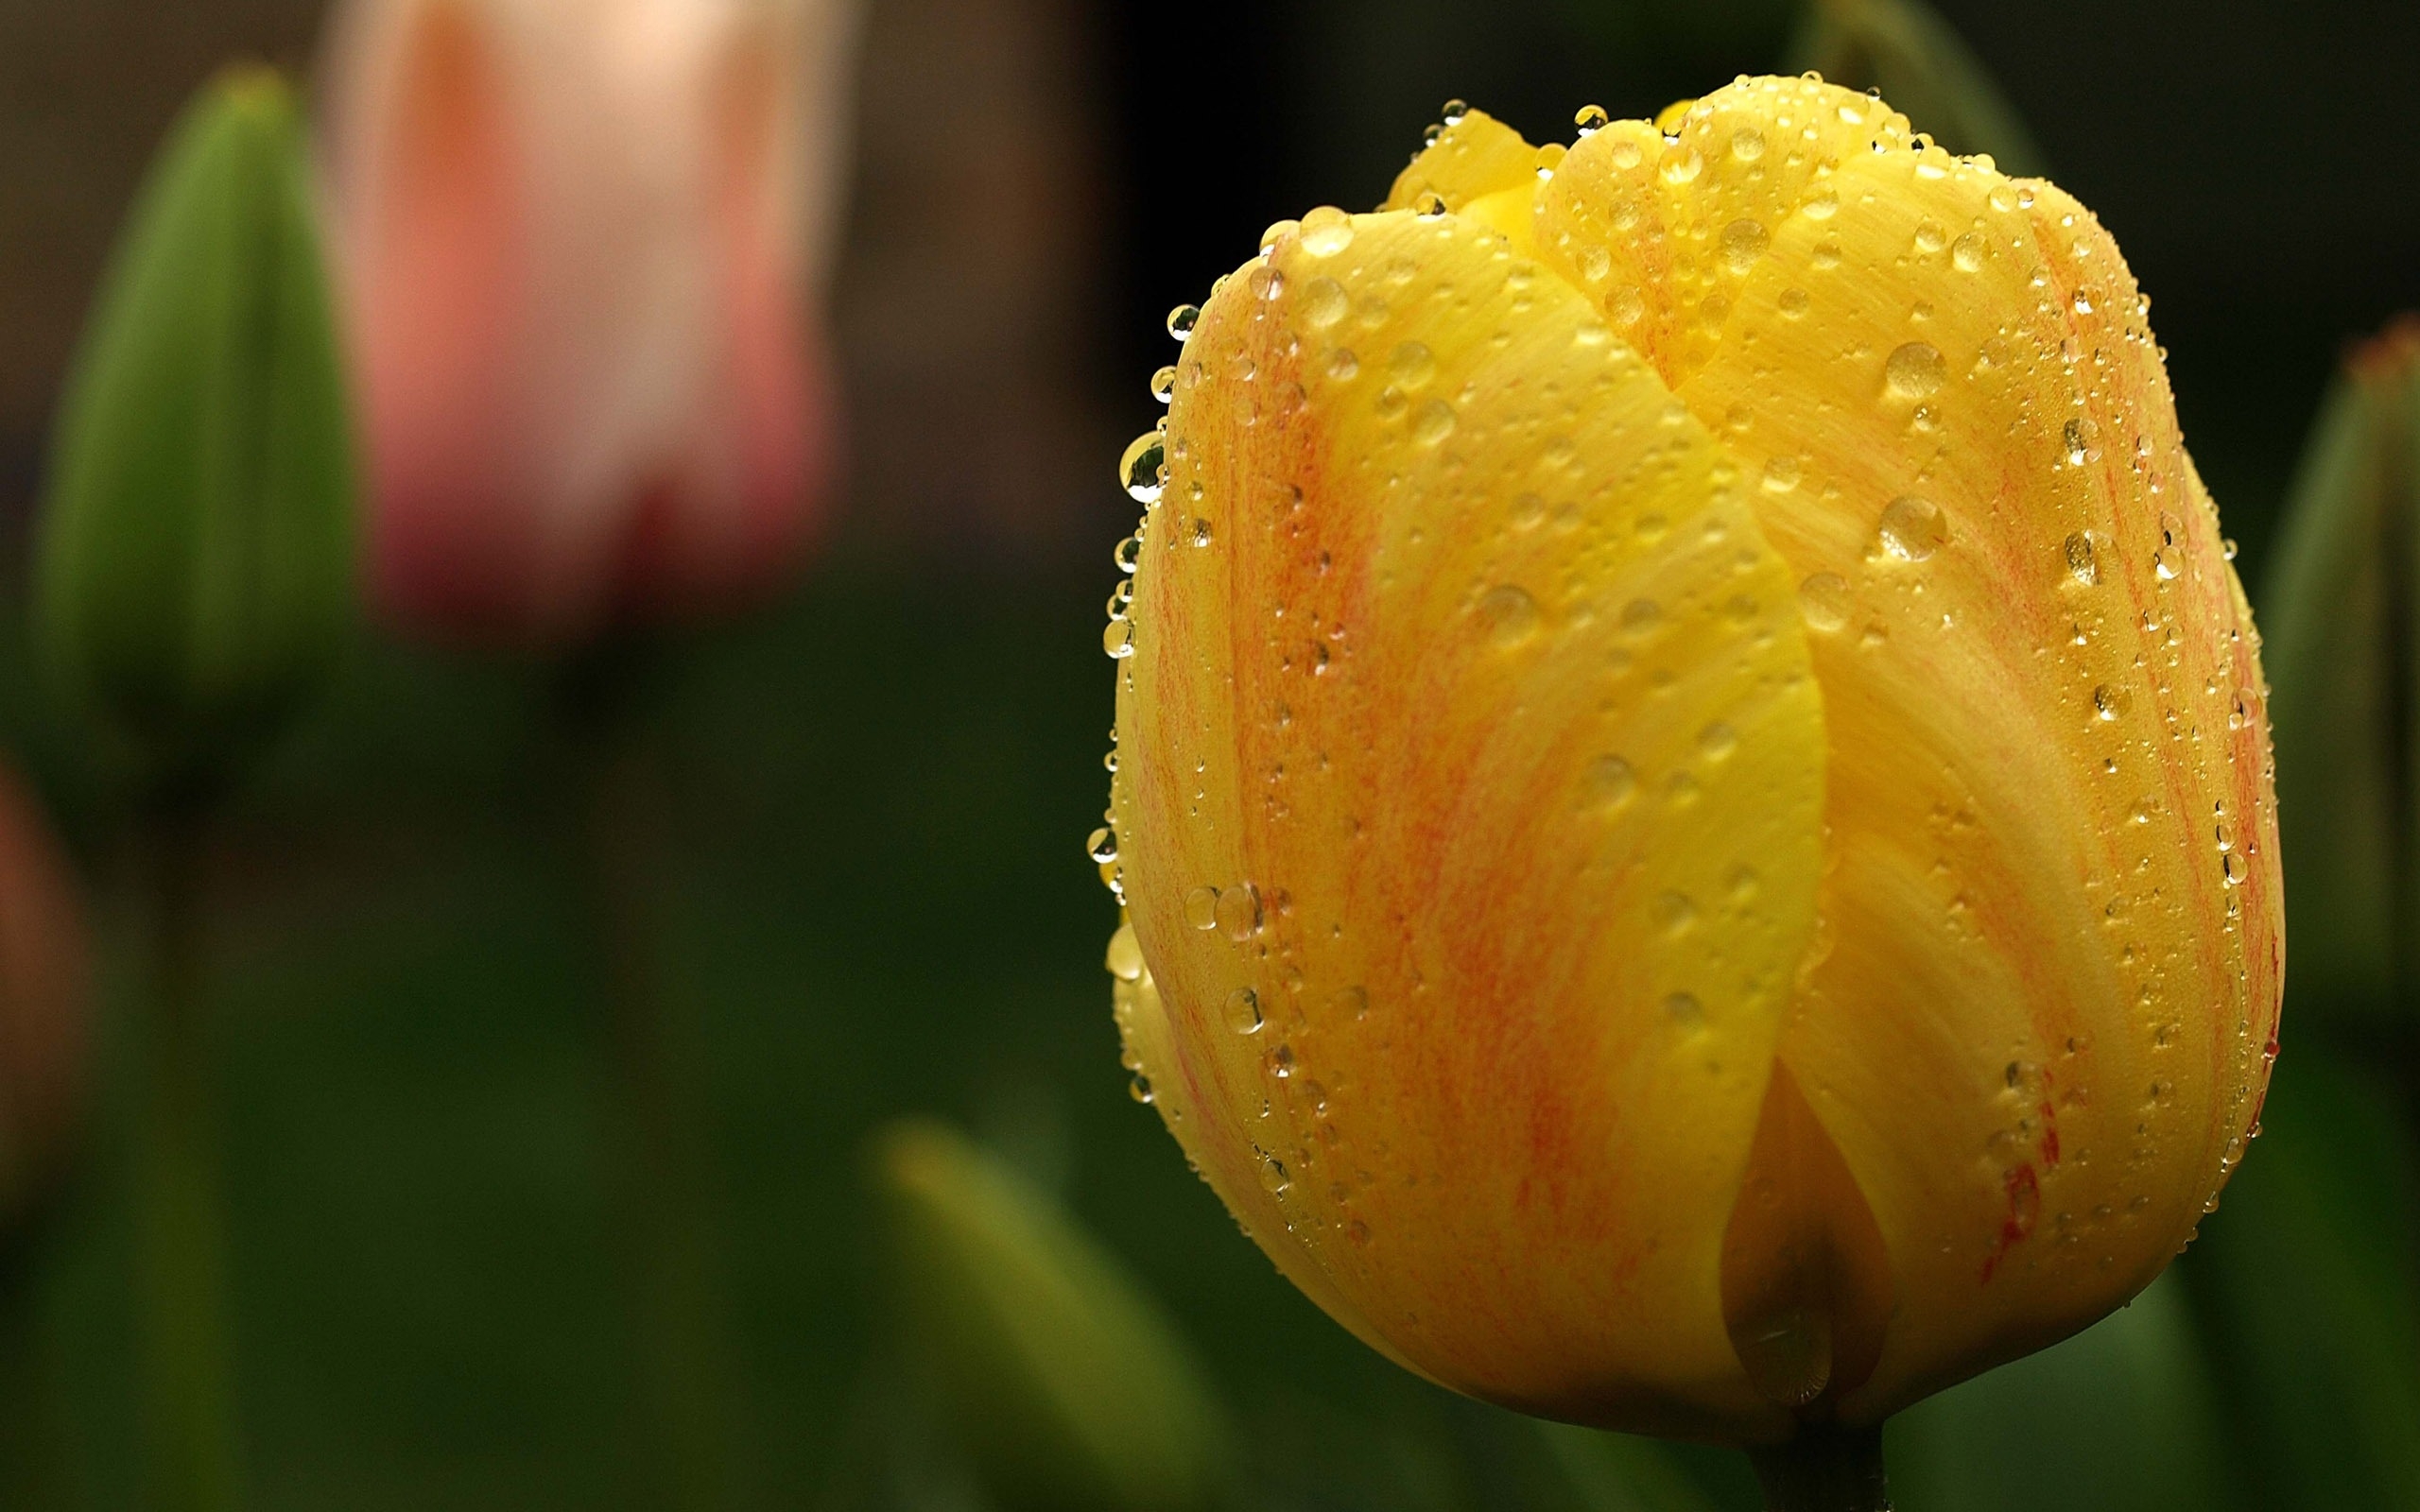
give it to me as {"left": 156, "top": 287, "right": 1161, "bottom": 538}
{"left": 1628, "top": 83, "right": 2278, "bottom": 1419}
{"left": 1111, "top": 207, "right": 1828, "bottom": 1438}
{"left": 1535, "top": 76, "right": 1916, "bottom": 389}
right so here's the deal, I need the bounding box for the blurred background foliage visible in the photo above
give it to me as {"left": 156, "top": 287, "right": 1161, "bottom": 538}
{"left": 0, "top": 0, "right": 2409, "bottom": 1508}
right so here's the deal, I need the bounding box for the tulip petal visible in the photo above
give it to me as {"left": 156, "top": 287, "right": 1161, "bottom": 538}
{"left": 1112, "top": 208, "right": 1828, "bottom": 1437}
{"left": 1384, "top": 109, "right": 1541, "bottom": 215}
{"left": 1553, "top": 78, "right": 2279, "bottom": 1419}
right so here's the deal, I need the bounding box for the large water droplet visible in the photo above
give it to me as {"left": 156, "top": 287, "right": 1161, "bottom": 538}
{"left": 1885, "top": 342, "right": 1946, "bottom": 399}
{"left": 1585, "top": 755, "right": 1637, "bottom": 811}
{"left": 2093, "top": 683, "right": 2132, "bottom": 721}
{"left": 1301, "top": 277, "right": 1349, "bottom": 330}
{"left": 1226, "top": 988, "right": 1265, "bottom": 1035}
{"left": 1184, "top": 886, "right": 1221, "bottom": 931}
{"left": 1106, "top": 922, "right": 1145, "bottom": 982}
{"left": 1876, "top": 495, "right": 1947, "bottom": 560}
{"left": 1103, "top": 620, "right": 1135, "bottom": 659}
{"left": 1478, "top": 585, "right": 1541, "bottom": 646}
{"left": 2064, "top": 531, "right": 2099, "bottom": 585}
{"left": 1167, "top": 303, "right": 1200, "bottom": 341}
{"left": 1411, "top": 398, "right": 1457, "bottom": 447}
{"left": 1119, "top": 433, "right": 1167, "bottom": 506}
{"left": 1388, "top": 341, "right": 1437, "bottom": 391}
{"left": 1720, "top": 218, "right": 1770, "bottom": 275}
{"left": 1216, "top": 884, "right": 1263, "bottom": 940}
{"left": 1087, "top": 827, "right": 1118, "bottom": 865}
{"left": 1299, "top": 206, "right": 1356, "bottom": 257}
{"left": 1798, "top": 573, "right": 1851, "bottom": 633}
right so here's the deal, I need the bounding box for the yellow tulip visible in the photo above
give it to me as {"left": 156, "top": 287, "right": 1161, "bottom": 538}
{"left": 1100, "top": 75, "right": 2280, "bottom": 1450}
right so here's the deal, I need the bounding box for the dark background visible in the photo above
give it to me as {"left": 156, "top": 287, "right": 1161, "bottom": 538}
{"left": 0, "top": 1, "right": 2406, "bottom": 1508}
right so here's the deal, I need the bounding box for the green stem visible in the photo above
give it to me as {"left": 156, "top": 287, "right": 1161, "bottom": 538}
{"left": 130, "top": 799, "right": 242, "bottom": 1512}
{"left": 1748, "top": 1422, "right": 1891, "bottom": 1512}
{"left": 563, "top": 648, "right": 752, "bottom": 1512}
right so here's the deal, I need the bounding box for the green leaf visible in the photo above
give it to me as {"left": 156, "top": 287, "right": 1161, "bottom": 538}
{"left": 1532, "top": 1421, "right": 1722, "bottom": 1512}
{"left": 872, "top": 1118, "right": 1233, "bottom": 1512}
{"left": 2258, "top": 322, "right": 2420, "bottom": 1028}
{"left": 1885, "top": 1269, "right": 2233, "bottom": 1512}
{"left": 1786, "top": 0, "right": 2049, "bottom": 177}
{"left": 2177, "top": 1048, "right": 2420, "bottom": 1509}
{"left": 34, "top": 66, "right": 357, "bottom": 794}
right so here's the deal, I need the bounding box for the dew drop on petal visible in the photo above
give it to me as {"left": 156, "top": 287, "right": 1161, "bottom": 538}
{"left": 1885, "top": 341, "right": 1946, "bottom": 399}
{"left": 1876, "top": 495, "right": 1947, "bottom": 560}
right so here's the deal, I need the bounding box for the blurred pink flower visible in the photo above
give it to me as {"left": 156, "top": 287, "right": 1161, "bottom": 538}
{"left": 320, "top": 0, "right": 857, "bottom": 646}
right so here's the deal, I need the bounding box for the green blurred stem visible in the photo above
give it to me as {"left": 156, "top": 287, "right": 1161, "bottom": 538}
{"left": 562, "top": 645, "right": 751, "bottom": 1512}
{"left": 1747, "top": 1424, "right": 1890, "bottom": 1512}
{"left": 130, "top": 798, "right": 242, "bottom": 1512}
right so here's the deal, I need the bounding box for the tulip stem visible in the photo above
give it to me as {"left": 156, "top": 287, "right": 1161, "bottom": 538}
{"left": 561, "top": 644, "right": 753, "bottom": 1512}
{"left": 129, "top": 795, "right": 243, "bottom": 1512}
{"left": 1747, "top": 1423, "right": 1891, "bottom": 1512}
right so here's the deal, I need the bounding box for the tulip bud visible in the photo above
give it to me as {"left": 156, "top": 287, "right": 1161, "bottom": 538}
{"left": 1788, "top": 0, "right": 2048, "bottom": 176}
{"left": 873, "top": 1120, "right": 1230, "bottom": 1512}
{"left": 320, "top": 0, "right": 851, "bottom": 647}
{"left": 34, "top": 69, "right": 356, "bottom": 789}
{"left": 2260, "top": 318, "right": 2420, "bottom": 1027}
{"left": 1104, "top": 77, "right": 2279, "bottom": 1445}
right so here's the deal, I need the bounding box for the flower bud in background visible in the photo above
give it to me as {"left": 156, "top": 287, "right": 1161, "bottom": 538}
{"left": 319, "top": 0, "right": 856, "bottom": 648}
{"left": 1787, "top": 0, "right": 2048, "bottom": 176}
{"left": 2260, "top": 317, "right": 2420, "bottom": 1030}
{"left": 34, "top": 69, "right": 356, "bottom": 789}
{"left": 1105, "top": 78, "right": 2278, "bottom": 1444}
{"left": 0, "top": 764, "right": 89, "bottom": 1228}
{"left": 873, "top": 1119, "right": 1230, "bottom": 1512}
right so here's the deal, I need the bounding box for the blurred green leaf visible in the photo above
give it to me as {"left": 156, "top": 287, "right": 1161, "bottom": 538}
{"left": 1533, "top": 1421, "right": 1721, "bottom": 1512}
{"left": 2179, "top": 1048, "right": 2420, "bottom": 1510}
{"left": 1786, "top": 0, "right": 2048, "bottom": 176}
{"left": 873, "top": 1118, "right": 1232, "bottom": 1512}
{"left": 34, "top": 66, "right": 356, "bottom": 796}
{"left": 2259, "top": 322, "right": 2420, "bottom": 1030}
{"left": 1885, "top": 1269, "right": 2232, "bottom": 1512}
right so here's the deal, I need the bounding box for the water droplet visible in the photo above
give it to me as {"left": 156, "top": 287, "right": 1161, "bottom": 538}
{"left": 2221, "top": 852, "right": 2247, "bottom": 886}
{"left": 1285, "top": 279, "right": 1348, "bottom": 334}
{"left": 1191, "top": 518, "right": 1216, "bottom": 548}
{"left": 2064, "top": 416, "right": 2099, "bottom": 466}
{"left": 1441, "top": 98, "right": 1470, "bottom": 123}
{"left": 1106, "top": 922, "right": 1144, "bottom": 981}
{"left": 1913, "top": 219, "right": 1947, "bottom": 254}
{"left": 1731, "top": 127, "right": 1765, "bottom": 162}
{"left": 1411, "top": 398, "right": 1457, "bottom": 446}
{"left": 1952, "top": 232, "right": 1987, "bottom": 272}
{"left": 1778, "top": 287, "right": 1810, "bottom": 318}
{"left": 1620, "top": 597, "right": 1662, "bottom": 635}
{"left": 1216, "top": 884, "right": 1263, "bottom": 940}
{"left": 1226, "top": 988, "right": 1265, "bottom": 1035}
{"left": 1876, "top": 495, "right": 1947, "bottom": 560}
{"left": 1761, "top": 455, "right": 1803, "bottom": 493}
{"left": 1119, "top": 433, "right": 1167, "bottom": 506}
{"left": 1654, "top": 892, "right": 1699, "bottom": 935}
{"left": 1128, "top": 1074, "right": 1154, "bottom": 1105}
{"left": 1265, "top": 1043, "right": 1296, "bottom": 1078}
{"left": 1297, "top": 206, "right": 1356, "bottom": 259}
{"left": 1259, "top": 1154, "right": 1291, "bottom": 1194}
{"left": 1663, "top": 990, "right": 1704, "bottom": 1025}
{"left": 1885, "top": 341, "right": 1946, "bottom": 399}
{"left": 1325, "top": 348, "right": 1360, "bottom": 382}
{"left": 1478, "top": 585, "right": 1540, "bottom": 646}
{"left": 2064, "top": 531, "right": 2099, "bottom": 585}
{"left": 1574, "top": 103, "right": 1609, "bottom": 134}
{"left": 1150, "top": 366, "right": 1177, "bottom": 404}
{"left": 1087, "top": 827, "right": 1118, "bottom": 865}
{"left": 1720, "top": 217, "right": 1770, "bottom": 274}
{"left": 1698, "top": 723, "right": 1738, "bottom": 760}
{"left": 1660, "top": 146, "right": 1705, "bottom": 184}
{"left": 2093, "top": 683, "right": 2132, "bottom": 721}
{"left": 1167, "top": 303, "right": 1200, "bottom": 341}
{"left": 1798, "top": 573, "right": 1851, "bottom": 632}
{"left": 1389, "top": 341, "right": 1437, "bottom": 390}
{"left": 1585, "top": 755, "right": 1637, "bottom": 811}
{"left": 1184, "top": 886, "right": 1221, "bottom": 931}
{"left": 1103, "top": 619, "right": 1135, "bottom": 659}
